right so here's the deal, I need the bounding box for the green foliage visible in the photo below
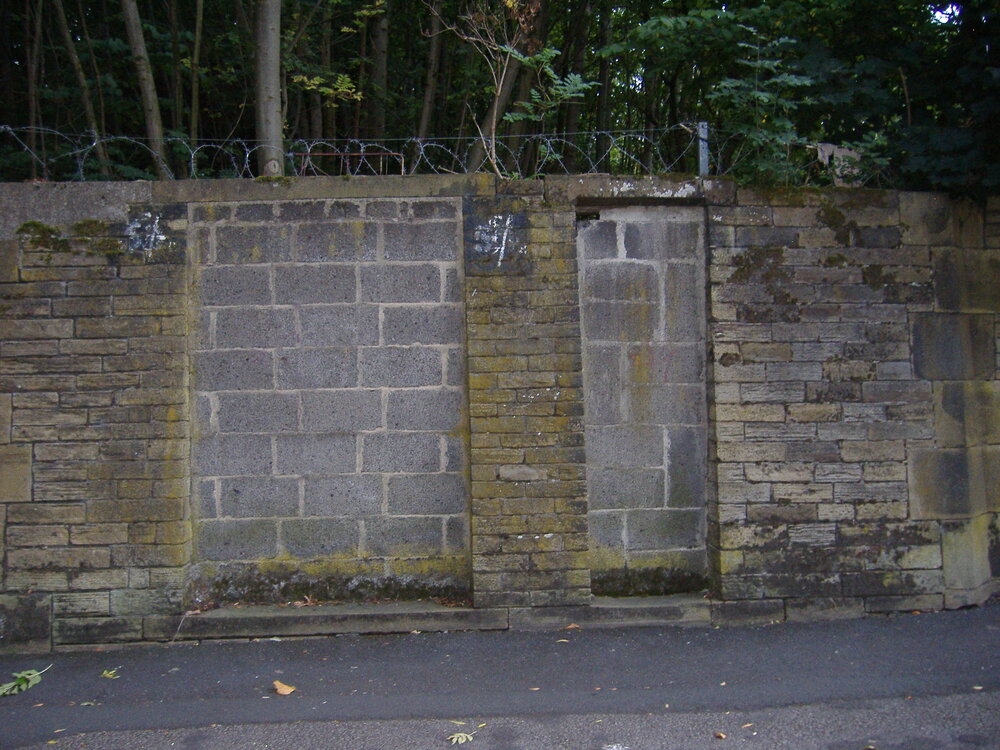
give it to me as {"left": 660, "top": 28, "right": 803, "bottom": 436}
{"left": 0, "top": 665, "right": 52, "bottom": 697}
{"left": 501, "top": 46, "right": 596, "bottom": 126}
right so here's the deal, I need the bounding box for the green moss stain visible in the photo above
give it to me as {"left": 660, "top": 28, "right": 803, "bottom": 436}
{"left": 729, "top": 245, "right": 800, "bottom": 322}
{"left": 822, "top": 253, "right": 849, "bottom": 267}
{"left": 253, "top": 175, "right": 294, "bottom": 187}
{"left": 16, "top": 221, "right": 67, "bottom": 251}
{"left": 818, "top": 201, "right": 857, "bottom": 245}
{"left": 862, "top": 264, "right": 896, "bottom": 290}
{"left": 71, "top": 219, "right": 110, "bottom": 236}
{"left": 184, "top": 557, "right": 471, "bottom": 609}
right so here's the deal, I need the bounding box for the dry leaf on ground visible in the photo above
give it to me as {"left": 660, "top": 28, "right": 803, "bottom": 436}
{"left": 273, "top": 680, "right": 296, "bottom": 695}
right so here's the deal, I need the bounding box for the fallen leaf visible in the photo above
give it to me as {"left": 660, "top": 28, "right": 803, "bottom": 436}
{"left": 273, "top": 680, "right": 296, "bottom": 695}
{"left": 714, "top": 732, "right": 727, "bottom": 740}
{"left": 664, "top": 704, "right": 669, "bottom": 708}
{"left": 477, "top": 723, "right": 487, "bottom": 729}
{"left": 100, "top": 669, "right": 119, "bottom": 680}
{"left": 719, "top": 681, "right": 726, "bottom": 686}
{"left": 561, "top": 623, "right": 581, "bottom": 630}
{"left": 741, "top": 723, "right": 753, "bottom": 729}
{"left": 972, "top": 686, "right": 984, "bottom": 691}
{"left": 556, "top": 639, "right": 570, "bottom": 643}
{"left": 447, "top": 731, "right": 475, "bottom": 744}
{"left": 529, "top": 687, "right": 540, "bottom": 691}
{"left": 449, "top": 721, "right": 467, "bottom": 726}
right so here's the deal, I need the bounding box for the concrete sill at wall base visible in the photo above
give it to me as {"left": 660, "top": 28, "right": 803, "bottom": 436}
{"left": 129, "top": 594, "right": 712, "bottom": 645}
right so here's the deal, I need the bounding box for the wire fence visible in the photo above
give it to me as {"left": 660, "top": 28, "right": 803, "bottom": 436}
{"left": 0, "top": 123, "right": 716, "bottom": 182}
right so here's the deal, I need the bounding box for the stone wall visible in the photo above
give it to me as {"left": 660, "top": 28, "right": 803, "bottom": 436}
{"left": 577, "top": 206, "right": 709, "bottom": 593}
{"left": 0, "top": 204, "right": 190, "bottom": 649}
{"left": 188, "top": 195, "right": 470, "bottom": 604}
{"left": 707, "top": 187, "right": 999, "bottom": 623}
{"left": 0, "top": 175, "right": 997, "bottom": 650}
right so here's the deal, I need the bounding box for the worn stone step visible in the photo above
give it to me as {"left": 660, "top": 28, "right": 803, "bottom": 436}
{"left": 509, "top": 593, "right": 711, "bottom": 630}
{"left": 140, "top": 593, "right": 710, "bottom": 643}
{"left": 143, "top": 601, "right": 510, "bottom": 642}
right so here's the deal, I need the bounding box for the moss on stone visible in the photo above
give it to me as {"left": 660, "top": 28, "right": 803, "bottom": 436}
{"left": 71, "top": 219, "right": 110, "bottom": 236}
{"left": 591, "top": 567, "right": 708, "bottom": 597}
{"left": 15, "top": 221, "right": 68, "bottom": 251}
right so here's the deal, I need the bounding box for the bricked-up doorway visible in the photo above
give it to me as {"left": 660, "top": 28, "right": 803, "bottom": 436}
{"left": 577, "top": 205, "right": 710, "bottom": 595}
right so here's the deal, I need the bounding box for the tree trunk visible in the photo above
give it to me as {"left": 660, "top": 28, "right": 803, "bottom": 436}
{"left": 466, "top": 53, "right": 521, "bottom": 173}
{"left": 75, "top": 0, "right": 108, "bottom": 137}
{"left": 255, "top": 0, "right": 284, "bottom": 176}
{"left": 52, "top": 0, "right": 111, "bottom": 176}
{"left": 121, "top": 0, "right": 170, "bottom": 179}
{"left": 368, "top": 2, "right": 389, "bottom": 140}
{"left": 25, "top": 0, "right": 44, "bottom": 179}
{"left": 167, "top": 0, "right": 183, "bottom": 133}
{"left": 189, "top": 0, "right": 203, "bottom": 143}
{"left": 416, "top": 2, "right": 442, "bottom": 141}
{"left": 595, "top": 0, "right": 611, "bottom": 171}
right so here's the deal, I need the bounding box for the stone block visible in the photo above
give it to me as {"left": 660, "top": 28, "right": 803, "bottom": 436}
{"left": 625, "top": 384, "right": 705, "bottom": 425}
{"left": 386, "top": 389, "right": 463, "bottom": 431}
{"left": 194, "top": 350, "right": 273, "bottom": 391}
{"left": 588, "top": 468, "right": 664, "bottom": 510}
{"left": 198, "top": 265, "right": 271, "bottom": 306}
{"left": 909, "top": 448, "right": 989, "bottom": 520}
{"left": 216, "top": 392, "right": 298, "bottom": 433}
{"left": 626, "top": 508, "right": 703, "bottom": 550}
{"left": 934, "top": 249, "right": 1000, "bottom": 313}
{"left": 302, "top": 389, "right": 382, "bottom": 431}
{"left": 282, "top": 518, "right": 359, "bottom": 557}
{"left": 53, "top": 616, "right": 143, "bottom": 645}
{"left": 0, "top": 593, "right": 50, "bottom": 653}
{"left": 388, "top": 473, "right": 467, "bottom": 514}
{"left": 934, "top": 381, "right": 1000, "bottom": 448}
{"left": 941, "top": 514, "right": 993, "bottom": 600}
{"left": 196, "top": 519, "right": 278, "bottom": 560}
{"left": 663, "top": 263, "right": 703, "bottom": 342}
{"left": 216, "top": 225, "right": 291, "bottom": 264}
{"left": 576, "top": 220, "right": 618, "bottom": 259}
{"left": 0, "top": 444, "right": 31, "bottom": 501}
{"left": 303, "top": 474, "right": 382, "bottom": 516}
{"left": 365, "top": 516, "right": 445, "bottom": 555}
{"left": 667, "top": 426, "right": 707, "bottom": 508}
{"left": 276, "top": 347, "right": 358, "bottom": 389}
{"left": 215, "top": 307, "right": 295, "bottom": 349}
{"left": 625, "top": 343, "right": 703, "bottom": 384}
{"left": 111, "top": 588, "right": 180, "bottom": 616}
{"left": 278, "top": 200, "right": 328, "bottom": 220}
{"left": 584, "top": 263, "right": 660, "bottom": 302}
{"left": 53, "top": 592, "right": 110, "bottom": 616}
{"left": 383, "top": 306, "right": 463, "bottom": 345}
{"left": 582, "top": 344, "right": 621, "bottom": 425}
{"left": 384, "top": 222, "right": 459, "bottom": 261}
{"left": 586, "top": 425, "right": 663, "bottom": 468}
{"left": 274, "top": 264, "right": 356, "bottom": 304}
{"left": 193, "top": 434, "right": 272, "bottom": 477}
{"left": 360, "top": 346, "right": 442, "bottom": 387}
{"left": 294, "top": 221, "right": 376, "bottom": 261}
{"left": 362, "top": 432, "right": 441, "bottom": 472}
{"left": 588, "top": 510, "right": 625, "bottom": 549}
{"left": 623, "top": 221, "right": 702, "bottom": 260}
{"left": 361, "top": 264, "right": 441, "bottom": 302}
{"left": 275, "top": 433, "right": 357, "bottom": 474}
{"left": 911, "top": 313, "right": 994, "bottom": 380}
{"left": 219, "top": 476, "right": 299, "bottom": 518}
{"left": 299, "top": 304, "right": 379, "bottom": 347}
{"left": 0, "top": 394, "right": 10, "bottom": 443}
{"left": 710, "top": 599, "right": 785, "bottom": 626}
{"left": 900, "top": 191, "right": 953, "bottom": 245}
{"left": 583, "top": 301, "right": 658, "bottom": 342}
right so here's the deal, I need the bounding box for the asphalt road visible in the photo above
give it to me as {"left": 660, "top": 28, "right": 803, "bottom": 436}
{"left": 1, "top": 604, "right": 998, "bottom": 749}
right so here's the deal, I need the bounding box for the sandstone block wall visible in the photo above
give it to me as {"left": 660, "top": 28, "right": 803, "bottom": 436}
{"left": 707, "top": 187, "right": 999, "bottom": 623}
{"left": 1, "top": 175, "right": 997, "bottom": 651}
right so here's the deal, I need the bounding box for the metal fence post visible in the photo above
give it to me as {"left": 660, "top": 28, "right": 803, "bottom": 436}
{"left": 697, "top": 121, "right": 709, "bottom": 177}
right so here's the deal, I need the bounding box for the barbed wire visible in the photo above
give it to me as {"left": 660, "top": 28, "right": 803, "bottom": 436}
{"left": 0, "top": 124, "right": 712, "bottom": 181}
